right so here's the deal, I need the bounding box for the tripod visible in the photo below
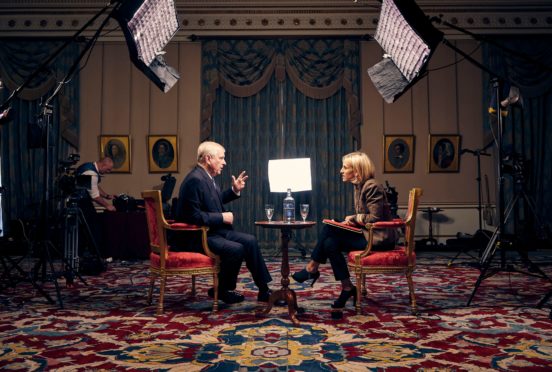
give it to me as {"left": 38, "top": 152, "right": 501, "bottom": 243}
{"left": 0, "top": 219, "right": 54, "bottom": 303}
{"left": 28, "top": 104, "right": 89, "bottom": 308}
{"left": 448, "top": 147, "right": 492, "bottom": 266}
{"left": 63, "top": 197, "right": 105, "bottom": 275}
{"left": 0, "top": 1, "right": 117, "bottom": 307}
{"left": 468, "top": 177, "right": 552, "bottom": 305}
{"left": 467, "top": 81, "right": 552, "bottom": 305}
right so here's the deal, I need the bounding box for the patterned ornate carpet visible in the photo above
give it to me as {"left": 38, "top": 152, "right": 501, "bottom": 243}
{"left": 1, "top": 253, "right": 552, "bottom": 371}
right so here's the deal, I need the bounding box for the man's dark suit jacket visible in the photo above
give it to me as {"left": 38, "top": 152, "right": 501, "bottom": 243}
{"left": 175, "top": 165, "right": 239, "bottom": 232}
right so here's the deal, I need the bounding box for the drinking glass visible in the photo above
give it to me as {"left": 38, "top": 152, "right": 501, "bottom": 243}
{"left": 300, "top": 204, "right": 309, "bottom": 222}
{"left": 264, "top": 204, "right": 274, "bottom": 222}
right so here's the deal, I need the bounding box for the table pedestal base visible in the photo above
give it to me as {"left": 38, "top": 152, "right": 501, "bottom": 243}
{"left": 255, "top": 221, "right": 315, "bottom": 326}
{"left": 258, "top": 287, "right": 303, "bottom": 325}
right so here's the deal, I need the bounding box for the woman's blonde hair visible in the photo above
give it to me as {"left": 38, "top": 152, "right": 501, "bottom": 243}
{"left": 342, "top": 151, "right": 375, "bottom": 183}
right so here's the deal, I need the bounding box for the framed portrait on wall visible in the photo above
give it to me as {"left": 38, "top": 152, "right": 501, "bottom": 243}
{"left": 383, "top": 135, "right": 415, "bottom": 173}
{"left": 99, "top": 135, "right": 130, "bottom": 173}
{"left": 148, "top": 135, "right": 178, "bottom": 173}
{"left": 428, "top": 134, "right": 461, "bottom": 173}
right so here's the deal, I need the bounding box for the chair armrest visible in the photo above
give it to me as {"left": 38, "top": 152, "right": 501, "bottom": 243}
{"left": 166, "top": 223, "right": 218, "bottom": 261}
{"left": 368, "top": 220, "right": 405, "bottom": 229}
{"left": 167, "top": 222, "right": 206, "bottom": 231}
{"left": 356, "top": 219, "right": 404, "bottom": 260}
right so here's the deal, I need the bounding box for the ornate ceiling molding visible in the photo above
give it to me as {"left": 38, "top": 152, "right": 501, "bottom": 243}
{"left": 0, "top": 1, "right": 551, "bottom": 40}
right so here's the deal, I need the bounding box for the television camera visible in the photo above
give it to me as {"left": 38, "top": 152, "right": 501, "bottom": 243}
{"left": 56, "top": 154, "right": 103, "bottom": 275}
{"left": 502, "top": 153, "right": 530, "bottom": 184}
{"left": 57, "top": 154, "right": 91, "bottom": 201}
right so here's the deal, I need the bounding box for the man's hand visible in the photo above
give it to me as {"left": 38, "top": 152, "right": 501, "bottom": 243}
{"left": 222, "top": 211, "right": 234, "bottom": 224}
{"left": 106, "top": 205, "right": 116, "bottom": 212}
{"left": 231, "top": 171, "right": 248, "bottom": 193}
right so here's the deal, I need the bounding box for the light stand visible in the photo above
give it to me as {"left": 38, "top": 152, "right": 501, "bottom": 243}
{"left": 1, "top": 0, "right": 180, "bottom": 306}
{"left": 29, "top": 3, "right": 122, "bottom": 307}
{"left": 447, "top": 147, "right": 492, "bottom": 266}
{"left": 367, "top": 1, "right": 552, "bottom": 306}
{"left": 367, "top": 0, "right": 443, "bottom": 103}
{"left": 112, "top": 0, "right": 180, "bottom": 93}
{"left": 429, "top": 24, "right": 552, "bottom": 306}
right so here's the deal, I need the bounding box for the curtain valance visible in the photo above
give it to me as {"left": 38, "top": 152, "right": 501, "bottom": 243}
{"left": 0, "top": 40, "right": 80, "bottom": 148}
{"left": 201, "top": 38, "right": 361, "bottom": 145}
{"left": 487, "top": 35, "right": 552, "bottom": 98}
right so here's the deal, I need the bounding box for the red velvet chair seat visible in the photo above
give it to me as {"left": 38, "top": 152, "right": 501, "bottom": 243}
{"left": 348, "top": 247, "right": 415, "bottom": 266}
{"left": 150, "top": 251, "right": 216, "bottom": 269}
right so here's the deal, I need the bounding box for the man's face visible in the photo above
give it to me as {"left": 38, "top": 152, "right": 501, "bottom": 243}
{"left": 206, "top": 148, "right": 226, "bottom": 176}
{"left": 99, "top": 162, "right": 113, "bottom": 174}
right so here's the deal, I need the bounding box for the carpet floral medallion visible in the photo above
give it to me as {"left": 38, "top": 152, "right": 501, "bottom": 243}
{"left": 1, "top": 255, "right": 551, "bottom": 371}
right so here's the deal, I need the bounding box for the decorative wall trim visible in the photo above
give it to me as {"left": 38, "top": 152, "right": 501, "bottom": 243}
{"left": 0, "top": 1, "right": 551, "bottom": 39}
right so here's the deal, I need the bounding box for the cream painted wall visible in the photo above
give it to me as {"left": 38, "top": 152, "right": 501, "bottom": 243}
{"left": 360, "top": 39, "right": 495, "bottom": 205}
{"left": 79, "top": 39, "right": 496, "bottom": 240}
{"left": 80, "top": 41, "right": 202, "bottom": 198}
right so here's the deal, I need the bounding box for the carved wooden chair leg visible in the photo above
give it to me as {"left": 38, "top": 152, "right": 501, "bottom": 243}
{"left": 212, "top": 273, "right": 219, "bottom": 312}
{"left": 406, "top": 272, "right": 417, "bottom": 315}
{"left": 147, "top": 275, "right": 155, "bottom": 305}
{"left": 157, "top": 275, "right": 167, "bottom": 315}
{"left": 355, "top": 271, "right": 362, "bottom": 314}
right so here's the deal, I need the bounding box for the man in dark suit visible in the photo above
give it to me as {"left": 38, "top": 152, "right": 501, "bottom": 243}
{"left": 174, "top": 141, "right": 272, "bottom": 304}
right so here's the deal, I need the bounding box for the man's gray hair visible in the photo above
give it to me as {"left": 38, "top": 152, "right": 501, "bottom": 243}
{"left": 197, "top": 141, "right": 224, "bottom": 163}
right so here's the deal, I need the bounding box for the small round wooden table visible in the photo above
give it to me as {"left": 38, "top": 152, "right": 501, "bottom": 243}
{"left": 255, "top": 220, "right": 316, "bottom": 325}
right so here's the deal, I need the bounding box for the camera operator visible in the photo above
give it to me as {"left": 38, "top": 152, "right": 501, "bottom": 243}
{"left": 76, "top": 157, "right": 116, "bottom": 213}
{"left": 71, "top": 157, "right": 116, "bottom": 260}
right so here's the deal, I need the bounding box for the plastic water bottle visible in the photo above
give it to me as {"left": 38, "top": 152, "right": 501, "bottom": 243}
{"left": 283, "top": 188, "right": 295, "bottom": 223}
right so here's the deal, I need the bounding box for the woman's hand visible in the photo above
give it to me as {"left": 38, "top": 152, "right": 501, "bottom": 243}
{"left": 344, "top": 215, "right": 356, "bottom": 226}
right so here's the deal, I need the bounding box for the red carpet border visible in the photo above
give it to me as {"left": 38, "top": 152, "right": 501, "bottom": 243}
{"left": 1, "top": 255, "right": 551, "bottom": 371}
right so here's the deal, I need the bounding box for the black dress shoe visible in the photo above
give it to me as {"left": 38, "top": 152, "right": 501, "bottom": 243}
{"left": 207, "top": 288, "right": 244, "bottom": 304}
{"left": 221, "top": 290, "right": 244, "bottom": 304}
{"left": 291, "top": 269, "right": 320, "bottom": 287}
{"left": 257, "top": 289, "right": 272, "bottom": 302}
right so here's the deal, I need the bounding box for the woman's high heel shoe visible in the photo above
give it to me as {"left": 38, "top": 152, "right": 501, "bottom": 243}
{"left": 331, "top": 286, "right": 357, "bottom": 310}
{"left": 291, "top": 269, "right": 320, "bottom": 287}
{"left": 330, "top": 286, "right": 357, "bottom": 319}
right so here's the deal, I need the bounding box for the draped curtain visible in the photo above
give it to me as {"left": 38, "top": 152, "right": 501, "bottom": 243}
{"left": 0, "top": 40, "right": 80, "bottom": 224}
{"left": 201, "top": 39, "right": 360, "bottom": 251}
{"left": 483, "top": 35, "right": 552, "bottom": 241}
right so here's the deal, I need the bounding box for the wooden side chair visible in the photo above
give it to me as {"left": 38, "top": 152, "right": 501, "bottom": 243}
{"left": 141, "top": 190, "right": 220, "bottom": 315}
{"left": 347, "top": 187, "right": 423, "bottom": 315}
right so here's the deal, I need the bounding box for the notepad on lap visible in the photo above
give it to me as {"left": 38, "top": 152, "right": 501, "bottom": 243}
{"left": 322, "top": 219, "right": 363, "bottom": 233}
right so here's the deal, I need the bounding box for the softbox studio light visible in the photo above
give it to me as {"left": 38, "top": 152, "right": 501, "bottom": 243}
{"left": 113, "top": 0, "right": 180, "bottom": 93}
{"left": 368, "top": 0, "right": 443, "bottom": 103}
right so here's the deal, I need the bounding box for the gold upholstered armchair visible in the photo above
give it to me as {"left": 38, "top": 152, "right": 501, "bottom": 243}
{"left": 347, "top": 187, "right": 423, "bottom": 315}
{"left": 142, "top": 190, "right": 220, "bottom": 315}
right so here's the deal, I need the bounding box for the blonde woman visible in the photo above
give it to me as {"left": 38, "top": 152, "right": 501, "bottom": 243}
{"left": 292, "top": 152, "right": 396, "bottom": 317}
